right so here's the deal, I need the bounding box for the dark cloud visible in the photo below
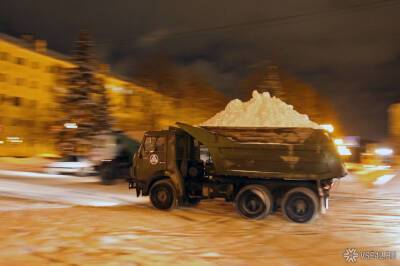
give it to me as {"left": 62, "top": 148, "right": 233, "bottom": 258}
{"left": 1, "top": 0, "right": 400, "bottom": 139}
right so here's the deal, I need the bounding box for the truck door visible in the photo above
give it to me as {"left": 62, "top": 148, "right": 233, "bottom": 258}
{"left": 136, "top": 135, "right": 167, "bottom": 180}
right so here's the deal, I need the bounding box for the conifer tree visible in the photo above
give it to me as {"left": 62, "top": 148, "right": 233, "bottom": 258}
{"left": 56, "top": 31, "right": 112, "bottom": 155}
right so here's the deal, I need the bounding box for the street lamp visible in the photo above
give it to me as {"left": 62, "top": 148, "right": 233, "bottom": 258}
{"left": 64, "top": 122, "right": 78, "bottom": 129}
{"left": 374, "top": 148, "right": 393, "bottom": 157}
{"left": 321, "top": 124, "right": 334, "bottom": 133}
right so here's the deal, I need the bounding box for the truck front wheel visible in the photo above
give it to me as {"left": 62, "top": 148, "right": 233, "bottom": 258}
{"left": 282, "top": 187, "right": 319, "bottom": 223}
{"left": 234, "top": 185, "right": 273, "bottom": 219}
{"left": 150, "top": 179, "right": 177, "bottom": 210}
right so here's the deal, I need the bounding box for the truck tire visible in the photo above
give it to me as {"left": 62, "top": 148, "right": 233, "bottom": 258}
{"left": 150, "top": 179, "right": 177, "bottom": 210}
{"left": 234, "top": 185, "right": 273, "bottom": 219}
{"left": 282, "top": 187, "right": 319, "bottom": 223}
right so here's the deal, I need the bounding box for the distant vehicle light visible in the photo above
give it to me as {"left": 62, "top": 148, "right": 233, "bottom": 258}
{"left": 6, "top": 136, "right": 20, "bottom": 140}
{"left": 374, "top": 148, "right": 393, "bottom": 156}
{"left": 321, "top": 124, "right": 334, "bottom": 133}
{"left": 64, "top": 122, "right": 78, "bottom": 129}
{"left": 334, "top": 138, "right": 344, "bottom": 145}
{"left": 6, "top": 136, "right": 23, "bottom": 143}
{"left": 337, "top": 146, "right": 351, "bottom": 156}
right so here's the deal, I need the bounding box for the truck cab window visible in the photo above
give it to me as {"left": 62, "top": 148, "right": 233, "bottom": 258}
{"left": 143, "top": 137, "right": 157, "bottom": 154}
{"left": 156, "top": 137, "right": 165, "bottom": 152}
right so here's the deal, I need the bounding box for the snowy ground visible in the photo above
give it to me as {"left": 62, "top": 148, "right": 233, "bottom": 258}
{"left": 0, "top": 167, "right": 399, "bottom": 265}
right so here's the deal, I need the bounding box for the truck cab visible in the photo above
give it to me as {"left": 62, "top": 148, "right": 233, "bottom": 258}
{"left": 131, "top": 128, "right": 203, "bottom": 205}
{"left": 133, "top": 130, "right": 169, "bottom": 185}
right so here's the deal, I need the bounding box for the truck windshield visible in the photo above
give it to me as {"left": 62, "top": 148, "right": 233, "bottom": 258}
{"left": 143, "top": 136, "right": 165, "bottom": 154}
{"left": 144, "top": 137, "right": 157, "bottom": 152}
{"left": 156, "top": 137, "right": 165, "bottom": 151}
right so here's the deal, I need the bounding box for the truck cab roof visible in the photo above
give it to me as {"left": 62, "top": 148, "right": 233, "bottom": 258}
{"left": 144, "top": 130, "right": 171, "bottom": 137}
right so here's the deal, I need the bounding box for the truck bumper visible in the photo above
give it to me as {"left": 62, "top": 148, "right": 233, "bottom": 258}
{"left": 128, "top": 178, "right": 136, "bottom": 189}
{"left": 128, "top": 178, "right": 142, "bottom": 197}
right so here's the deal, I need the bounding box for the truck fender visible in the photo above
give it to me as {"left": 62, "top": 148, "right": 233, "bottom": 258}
{"left": 164, "top": 170, "right": 185, "bottom": 201}
{"left": 145, "top": 170, "right": 185, "bottom": 202}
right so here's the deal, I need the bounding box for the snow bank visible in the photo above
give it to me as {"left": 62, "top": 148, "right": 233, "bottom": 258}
{"left": 201, "top": 90, "right": 320, "bottom": 128}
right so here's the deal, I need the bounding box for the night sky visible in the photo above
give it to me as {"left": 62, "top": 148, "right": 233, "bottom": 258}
{"left": 1, "top": 0, "right": 400, "bottom": 140}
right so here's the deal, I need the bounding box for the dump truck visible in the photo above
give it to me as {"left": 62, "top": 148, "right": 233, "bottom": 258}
{"left": 128, "top": 123, "right": 347, "bottom": 223}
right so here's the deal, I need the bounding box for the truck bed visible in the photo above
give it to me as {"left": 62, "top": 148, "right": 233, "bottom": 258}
{"left": 177, "top": 123, "right": 347, "bottom": 180}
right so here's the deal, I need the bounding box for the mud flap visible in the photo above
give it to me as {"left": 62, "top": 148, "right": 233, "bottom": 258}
{"left": 317, "top": 181, "right": 328, "bottom": 214}
{"left": 320, "top": 196, "right": 328, "bottom": 214}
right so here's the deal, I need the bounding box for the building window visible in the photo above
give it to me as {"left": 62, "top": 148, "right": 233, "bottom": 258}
{"left": 29, "top": 100, "right": 37, "bottom": 108}
{"left": 30, "top": 81, "right": 38, "bottom": 88}
{"left": 15, "top": 78, "right": 25, "bottom": 86}
{"left": 31, "top": 61, "right": 40, "bottom": 69}
{"left": 47, "top": 65, "right": 59, "bottom": 73}
{"left": 13, "top": 97, "right": 21, "bottom": 107}
{"left": 15, "top": 57, "right": 26, "bottom": 65}
{"left": 48, "top": 85, "right": 56, "bottom": 94}
{"left": 0, "top": 52, "right": 9, "bottom": 60}
{"left": 125, "top": 95, "right": 132, "bottom": 108}
{"left": 0, "top": 73, "right": 6, "bottom": 82}
{"left": 11, "top": 119, "right": 34, "bottom": 127}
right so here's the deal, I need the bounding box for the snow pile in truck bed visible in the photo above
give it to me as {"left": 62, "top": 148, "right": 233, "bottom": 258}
{"left": 201, "top": 90, "right": 320, "bottom": 128}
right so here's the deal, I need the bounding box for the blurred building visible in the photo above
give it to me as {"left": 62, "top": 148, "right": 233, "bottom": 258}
{"left": 241, "top": 65, "right": 344, "bottom": 136}
{"left": 0, "top": 33, "right": 223, "bottom": 156}
{"left": 388, "top": 103, "right": 400, "bottom": 163}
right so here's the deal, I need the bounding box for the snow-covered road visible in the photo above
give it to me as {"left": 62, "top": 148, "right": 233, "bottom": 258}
{"left": 0, "top": 168, "right": 399, "bottom": 265}
{"left": 0, "top": 170, "right": 146, "bottom": 210}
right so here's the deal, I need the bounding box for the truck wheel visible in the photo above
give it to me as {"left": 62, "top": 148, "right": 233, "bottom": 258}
{"left": 282, "top": 187, "right": 319, "bottom": 223}
{"left": 150, "top": 179, "right": 177, "bottom": 210}
{"left": 234, "top": 185, "right": 273, "bottom": 219}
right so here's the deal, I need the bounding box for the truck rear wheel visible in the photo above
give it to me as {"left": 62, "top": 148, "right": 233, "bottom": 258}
{"left": 150, "top": 179, "right": 177, "bottom": 210}
{"left": 282, "top": 187, "right": 319, "bottom": 223}
{"left": 234, "top": 185, "right": 273, "bottom": 219}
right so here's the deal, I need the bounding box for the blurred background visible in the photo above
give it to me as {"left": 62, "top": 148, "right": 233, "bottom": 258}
{"left": 0, "top": 30, "right": 398, "bottom": 165}
{"left": 0, "top": 1, "right": 400, "bottom": 265}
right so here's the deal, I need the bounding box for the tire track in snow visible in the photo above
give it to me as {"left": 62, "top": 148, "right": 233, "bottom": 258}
{"left": 0, "top": 179, "right": 146, "bottom": 210}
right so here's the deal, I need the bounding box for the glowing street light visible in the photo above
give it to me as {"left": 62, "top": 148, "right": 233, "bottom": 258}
{"left": 374, "top": 148, "right": 393, "bottom": 156}
{"left": 334, "top": 138, "right": 344, "bottom": 145}
{"left": 64, "top": 122, "right": 78, "bottom": 129}
{"left": 6, "top": 136, "right": 23, "bottom": 143}
{"left": 321, "top": 124, "right": 334, "bottom": 133}
{"left": 337, "top": 145, "right": 352, "bottom": 156}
